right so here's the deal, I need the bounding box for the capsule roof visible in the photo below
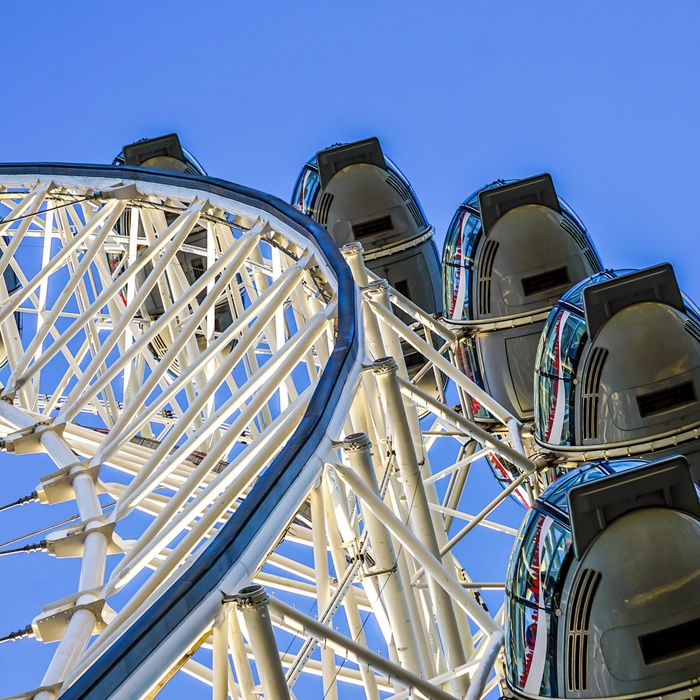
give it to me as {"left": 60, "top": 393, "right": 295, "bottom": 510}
{"left": 113, "top": 133, "right": 207, "bottom": 176}
{"left": 442, "top": 176, "right": 602, "bottom": 321}
{"left": 532, "top": 457, "right": 647, "bottom": 523}
{"left": 534, "top": 265, "right": 700, "bottom": 448}
{"left": 292, "top": 138, "right": 441, "bottom": 323}
{"left": 291, "top": 141, "right": 429, "bottom": 232}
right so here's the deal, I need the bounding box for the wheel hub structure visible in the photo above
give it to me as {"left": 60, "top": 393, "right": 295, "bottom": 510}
{"left": 0, "top": 165, "right": 537, "bottom": 700}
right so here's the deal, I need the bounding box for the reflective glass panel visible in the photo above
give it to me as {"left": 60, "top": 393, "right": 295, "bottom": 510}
{"left": 507, "top": 512, "right": 569, "bottom": 697}
{"left": 683, "top": 292, "right": 700, "bottom": 325}
{"left": 486, "top": 454, "right": 530, "bottom": 508}
{"left": 509, "top": 512, "right": 572, "bottom": 609}
{"left": 454, "top": 337, "right": 491, "bottom": 419}
{"left": 541, "top": 465, "right": 607, "bottom": 516}
{"left": 291, "top": 164, "right": 321, "bottom": 217}
{"left": 442, "top": 208, "right": 481, "bottom": 320}
{"left": 534, "top": 309, "right": 586, "bottom": 444}
{"left": 506, "top": 601, "right": 560, "bottom": 697}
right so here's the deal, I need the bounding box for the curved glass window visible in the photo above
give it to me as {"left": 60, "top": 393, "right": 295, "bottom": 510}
{"left": 454, "top": 337, "right": 491, "bottom": 420}
{"left": 291, "top": 163, "right": 321, "bottom": 218}
{"left": 506, "top": 511, "right": 571, "bottom": 696}
{"left": 508, "top": 512, "right": 571, "bottom": 609}
{"left": 506, "top": 602, "right": 559, "bottom": 696}
{"left": 559, "top": 270, "right": 631, "bottom": 312}
{"left": 442, "top": 207, "right": 481, "bottom": 320}
{"left": 534, "top": 308, "right": 587, "bottom": 445}
{"left": 487, "top": 453, "right": 530, "bottom": 508}
{"left": 683, "top": 292, "right": 700, "bottom": 326}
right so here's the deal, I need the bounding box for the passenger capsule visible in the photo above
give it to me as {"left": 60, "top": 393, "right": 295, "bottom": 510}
{"left": 505, "top": 455, "right": 700, "bottom": 700}
{"left": 443, "top": 175, "right": 603, "bottom": 422}
{"left": 111, "top": 134, "right": 233, "bottom": 373}
{"left": 534, "top": 264, "right": 700, "bottom": 482}
{"left": 293, "top": 138, "right": 442, "bottom": 390}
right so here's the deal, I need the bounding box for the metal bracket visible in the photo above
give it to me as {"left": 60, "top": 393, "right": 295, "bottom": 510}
{"left": 2, "top": 682, "right": 63, "bottom": 700}
{"left": 4, "top": 421, "right": 65, "bottom": 454}
{"left": 46, "top": 518, "right": 121, "bottom": 558}
{"left": 33, "top": 588, "right": 116, "bottom": 643}
{"left": 37, "top": 462, "right": 104, "bottom": 504}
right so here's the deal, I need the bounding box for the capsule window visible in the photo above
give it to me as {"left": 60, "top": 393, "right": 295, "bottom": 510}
{"left": 521, "top": 266, "right": 570, "bottom": 297}
{"left": 639, "top": 617, "right": 700, "bottom": 665}
{"left": 636, "top": 382, "right": 696, "bottom": 418}
{"left": 351, "top": 215, "right": 393, "bottom": 239}
{"left": 394, "top": 279, "right": 411, "bottom": 300}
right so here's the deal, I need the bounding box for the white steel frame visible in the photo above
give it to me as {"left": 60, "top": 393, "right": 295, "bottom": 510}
{"left": 0, "top": 168, "right": 558, "bottom": 700}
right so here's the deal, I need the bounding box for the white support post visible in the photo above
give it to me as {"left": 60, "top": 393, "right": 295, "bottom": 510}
{"left": 235, "top": 586, "right": 290, "bottom": 700}
{"left": 341, "top": 433, "right": 423, "bottom": 677}
{"left": 372, "top": 358, "right": 470, "bottom": 696}
{"left": 331, "top": 462, "right": 501, "bottom": 635}
{"left": 213, "top": 613, "right": 230, "bottom": 700}
{"left": 366, "top": 291, "right": 519, "bottom": 426}
{"left": 341, "top": 243, "right": 385, "bottom": 361}
{"left": 309, "top": 483, "right": 338, "bottom": 700}
{"left": 397, "top": 374, "right": 537, "bottom": 477}
{"left": 322, "top": 475, "right": 382, "bottom": 700}
{"left": 228, "top": 606, "right": 257, "bottom": 699}
{"left": 268, "top": 596, "right": 458, "bottom": 700}
{"left": 35, "top": 430, "right": 108, "bottom": 698}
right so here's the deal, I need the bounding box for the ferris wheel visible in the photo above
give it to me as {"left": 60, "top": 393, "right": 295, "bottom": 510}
{"left": 0, "top": 152, "right": 537, "bottom": 700}
{"left": 2, "top": 137, "right": 698, "bottom": 700}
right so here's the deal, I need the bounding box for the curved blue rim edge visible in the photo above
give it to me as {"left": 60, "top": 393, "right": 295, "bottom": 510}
{"left": 0, "top": 164, "right": 359, "bottom": 698}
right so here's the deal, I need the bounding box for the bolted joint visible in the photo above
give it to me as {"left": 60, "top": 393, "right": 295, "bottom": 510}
{"left": 364, "top": 279, "right": 390, "bottom": 296}
{"left": 235, "top": 584, "right": 269, "bottom": 610}
{"left": 342, "top": 432, "right": 372, "bottom": 452}
{"left": 341, "top": 241, "right": 364, "bottom": 257}
{"left": 372, "top": 357, "right": 398, "bottom": 375}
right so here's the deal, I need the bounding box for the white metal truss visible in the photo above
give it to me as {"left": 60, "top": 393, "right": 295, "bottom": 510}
{"left": 0, "top": 167, "right": 568, "bottom": 700}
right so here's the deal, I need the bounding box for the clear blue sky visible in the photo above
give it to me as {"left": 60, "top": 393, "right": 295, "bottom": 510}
{"left": 1, "top": 1, "right": 698, "bottom": 299}
{"left": 0, "top": 2, "right": 699, "bottom": 696}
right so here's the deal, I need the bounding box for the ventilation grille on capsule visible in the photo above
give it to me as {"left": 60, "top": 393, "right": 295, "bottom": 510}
{"left": 685, "top": 319, "right": 700, "bottom": 344}
{"left": 316, "top": 192, "right": 334, "bottom": 228}
{"left": 581, "top": 347, "right": 607, "bottom": 441}
{"left": 560, "top": 218, "right": 599, "bottom": 270}
{"left": 478, "top": 239, "right": 499, "bottom": 315}
{"left": 386, "top": 174, "right": 426, "bottom": 228}
{"left": 567, "top": 568, "right": 602, "bottom": 692}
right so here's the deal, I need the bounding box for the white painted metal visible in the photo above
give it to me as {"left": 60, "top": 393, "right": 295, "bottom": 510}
{"left": 0, "top": 168, "right": 569, "bottom": 700}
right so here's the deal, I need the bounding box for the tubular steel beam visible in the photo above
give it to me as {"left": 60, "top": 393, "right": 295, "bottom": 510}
{"left": 0, "top": 164, "right": 362, "bottom": 700}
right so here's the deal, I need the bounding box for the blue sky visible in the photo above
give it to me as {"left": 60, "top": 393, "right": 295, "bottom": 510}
{"left": 0, "top": 2, "right": 699, "bottom": 696}
{"left": 1, "top": 1, "right": 698, "bottom": 299}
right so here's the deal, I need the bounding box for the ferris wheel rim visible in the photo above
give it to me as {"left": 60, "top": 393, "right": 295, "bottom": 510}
{"left": 0, "top": 162, "right": 526, "bottom": 700}
{"left": 0, "top": 164, "right": 363, "bottom": 698}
